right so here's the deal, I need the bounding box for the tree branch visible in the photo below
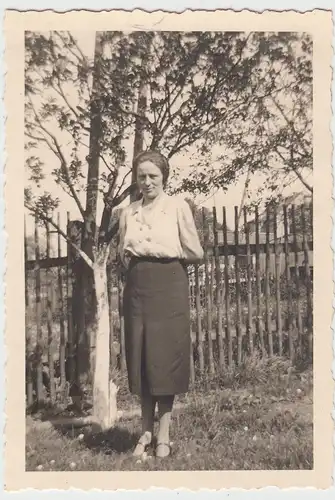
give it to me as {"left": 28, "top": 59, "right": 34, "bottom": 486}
{"left": 98, "top": 154, "right": 115, "bottom": 174}
{"left": 155, "top": 81, "right": 186, "bottom": 135}
{"left": 25, "top": 131, "right": 58, "bottom": 156}
{"left": 98, "top": 188, "right": 134, "bottom": 247}
{"left": 97, "top": 172, "right": 119, "bottom": 246}
{"left": 275, "top": 146, "right": 313, "bottom": 193}
{"left": 157, "top": 33, "right": 253, "bottom": 143}
{"left": 54, "top": 31, "right": 90, "bottom": 75}
{"left": 104, "top": 220, "right": 120, "bottom": 246}
{"left": 54, "top": 77, "right": 80, "bottom": 120}
{"left": 102, "top": 172, "right": 119, "bottom": 208}
{"left": 149, "top": 81, "right": 158, "bottom": 129}
{"left": 67, "top": 31, "right": 89, "bottom": 64}
{"left": 55, "top": 125, "right": 116, "bottom": 176}
{"left": 270, "top": 95, "right": 310, "bottom": 158}
{"left": 113, "top": 183, "right": 136, "bottom": 207}
{"left": 113, "top": 169, "right": 132, "bottom": 201}
{"left": 28, "top": 96, "right": 86, "bottom": 218}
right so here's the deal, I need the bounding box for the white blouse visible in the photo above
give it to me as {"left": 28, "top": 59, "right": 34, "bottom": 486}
{"left": 118, "top": 193, "right": 204, "bottom": 267}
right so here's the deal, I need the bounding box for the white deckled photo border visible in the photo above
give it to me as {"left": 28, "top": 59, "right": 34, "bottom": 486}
{"left": 2, "top": 7, "right": 334, "bottom": 493}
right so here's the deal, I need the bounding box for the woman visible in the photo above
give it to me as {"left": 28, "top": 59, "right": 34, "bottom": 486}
{"left": 118, "top": 150, "right": 203, "bottom": 458}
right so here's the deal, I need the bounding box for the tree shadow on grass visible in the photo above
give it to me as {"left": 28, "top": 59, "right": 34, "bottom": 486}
{"left": 84, "top": 426, "right": 139, "bottom": 454}
{"left": 53, "top": 422, "right": 140, "bottom": 455}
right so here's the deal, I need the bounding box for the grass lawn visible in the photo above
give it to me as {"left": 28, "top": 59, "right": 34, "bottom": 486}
{"left": 26, "top": 356, "right": 313, "bottom": 471}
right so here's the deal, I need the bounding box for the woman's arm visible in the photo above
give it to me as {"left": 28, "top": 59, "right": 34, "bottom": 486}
{"left": 177, "top": 198, "right": 204, "bottom": 263}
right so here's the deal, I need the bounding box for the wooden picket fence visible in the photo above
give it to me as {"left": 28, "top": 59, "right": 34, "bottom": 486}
{"left": 25, "top": 203, "right": 313, "bottom": 407}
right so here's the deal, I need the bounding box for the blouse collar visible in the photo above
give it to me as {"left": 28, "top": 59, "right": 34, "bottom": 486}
{"left": 132, "top": 191, "right": 167, "bottom": 215}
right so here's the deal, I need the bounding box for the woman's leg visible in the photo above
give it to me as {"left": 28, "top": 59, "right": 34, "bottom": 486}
{"left": 133, "top": 378, "right": 156, "bottom": 456}
{"left": 156, "top": 395, "right": 174, "bottom": 457}
{"left": 141, "top": 383, "right": 156, "bottom": 436}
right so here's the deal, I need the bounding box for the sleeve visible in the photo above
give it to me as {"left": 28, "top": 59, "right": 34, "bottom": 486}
{"left": 177, "top": 199, "right": 204, "bottom": 263}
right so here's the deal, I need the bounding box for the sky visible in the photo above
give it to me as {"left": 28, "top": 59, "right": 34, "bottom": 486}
{"left": 24, "top": 30, "right": 311, "bottom": 250}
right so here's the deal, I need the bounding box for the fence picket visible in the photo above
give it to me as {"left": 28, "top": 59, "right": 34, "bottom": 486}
{"left": 223, "top": 207, "right": 233, "bottom": 367}
{"left": 274, "top": 206, "right": 282, "bottom": 356}
{"left": 190, "top": 333, "right": 195, "bottom": 384}
{"left": 34, "top": 216, "right": 44, "bottom": 403}
{"left": 118, "top": 277, "right": 126, "bottom": 373}
{"left": 66, "top": 212, "right": 75, "bottom": 385}
{"left": 308, "top": 202, "right": 313, "bottom": 353}
{"left": 25, "top": 216, "right": 34, "bottom": 407}
{"left": 107, "top": 265, "right": 117, "bottom": 368}
{"left": 265, "top": 206, "right": 273, "bottom": 356}
{"left": 243, "top": 207, "right": 253, "bottom": 355}
{"left": 283, "top": 205, "right": 294, "bottom": 361}
{"left": 255, "top": 207, "right": 265, "bottom": 354}
{"left": 57, "top": 213, "right": 66, "bottom": 393}
{"left": 213, "top": 207, "right": 225, "bottom": 367}
{"left": 301, "top": 203, "right": 313, "bottom": 356}
{"left": 210, "top": 255, "right": 215, "bottom": 314}
{"left": 195, "top": 263, "right": 205, "bottom": 371}
{"left": 291, "top": 204, "right": 303, "bottom": 352}
{"left": 202, "top": 208, "right": 215, "bottom": 373}
{"left": 234, "top": 206, "right": 243, "bottom": 364}
{"left": 46, "top": 222, "right": 56, "bottom": 403}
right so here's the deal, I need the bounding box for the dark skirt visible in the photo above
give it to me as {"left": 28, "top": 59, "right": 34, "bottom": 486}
{"left": 123, "top": 257, "right": 191, "bottom": 396}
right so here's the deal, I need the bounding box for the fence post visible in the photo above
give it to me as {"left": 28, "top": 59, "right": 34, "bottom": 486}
{"left": 274, "top": 206, "right": 283, "bottom": 356}
{"left": 107, "top": 263, "right": 118, "bottom": 369}
{"left": 291, "top": 204, "right": 303, "bottom": 354}
{"left": 265, "top": 206, "right": 273, "bottom": 356}
{"left": 243, "top": 207, "right": 254, "bottom": 355}
{"left": 118, "top": 276, "right": 126, "bottom": 373}
{"left": 255, "top": 207, "right": 265, "bottom": 355}
{"left": 57, "top": 213, "right": 66, "bottom": 396}
{"left": 301, "top": 203, "right": 313, "bottom": 357}
{"left": 283, "top": 205, "right": 294, "bottom": 361}
{"left": 66, "top": 213, "right": 75, "bottom": 387}
{"left": 195, "top": 263, "right": 205, "bottom": 372}
{"left": 189, "top": 331, "right": 195, "bottom": 385}
{"left": 34, "top": 216, "right": 44, "bottom": 403}
{"left": 46, "top": 222, "right": 56, "bottom": 404}
{"left": 223, "top": 207, "right": 233, "bottom": 368}
{"left": 234, "top": 206, "right": 243, "bottom": 365}
{"left": 25, "top": 216, "right": 34, "bottom": 408}
{"left": 213, "top": 207, "right": 225, "bottom": 367}
{"left": 202, "top": 208, "right": 215, "bottom": 374}
{"left": 210, "top": 255, "right": 215, "bottom": 315}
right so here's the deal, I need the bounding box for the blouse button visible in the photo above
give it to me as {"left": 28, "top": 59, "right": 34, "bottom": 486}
{"left": 146, "top": 236, "right": 152, "bottom": 242}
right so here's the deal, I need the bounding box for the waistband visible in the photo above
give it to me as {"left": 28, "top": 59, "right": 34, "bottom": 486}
{"left": 130, "top": 255, "right": 182, "bottom": 264}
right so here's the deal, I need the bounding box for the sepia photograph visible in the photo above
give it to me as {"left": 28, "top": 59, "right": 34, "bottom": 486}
{"left": 3, "top": 8, "right": 333, "bottom": 492}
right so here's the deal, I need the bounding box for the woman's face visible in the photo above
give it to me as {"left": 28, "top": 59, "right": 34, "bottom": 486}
{"left": 137, "top": 161, "right": 164, "bottom": 200}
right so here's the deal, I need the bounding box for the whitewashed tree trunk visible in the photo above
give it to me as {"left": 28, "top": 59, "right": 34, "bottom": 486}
{"left": 92, "top": 246, "right": 118, "bottom": 430}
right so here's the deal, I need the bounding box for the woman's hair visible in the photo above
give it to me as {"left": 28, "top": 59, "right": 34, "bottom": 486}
{"left": 133, "top": 150, "right": 170, "bottom": 188}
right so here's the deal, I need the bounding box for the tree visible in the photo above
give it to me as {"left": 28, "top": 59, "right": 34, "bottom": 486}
{"left": 25, "top": 30, "right": 312, "bottom": 427}
{"left": 175, "top": 32, "right": 312, "bottom": 204}
{"left": 25, "top": 31, "right": 135, "bottom": 428}
{"left": 25, "top": 28, "right": 269, "bottom": 347}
